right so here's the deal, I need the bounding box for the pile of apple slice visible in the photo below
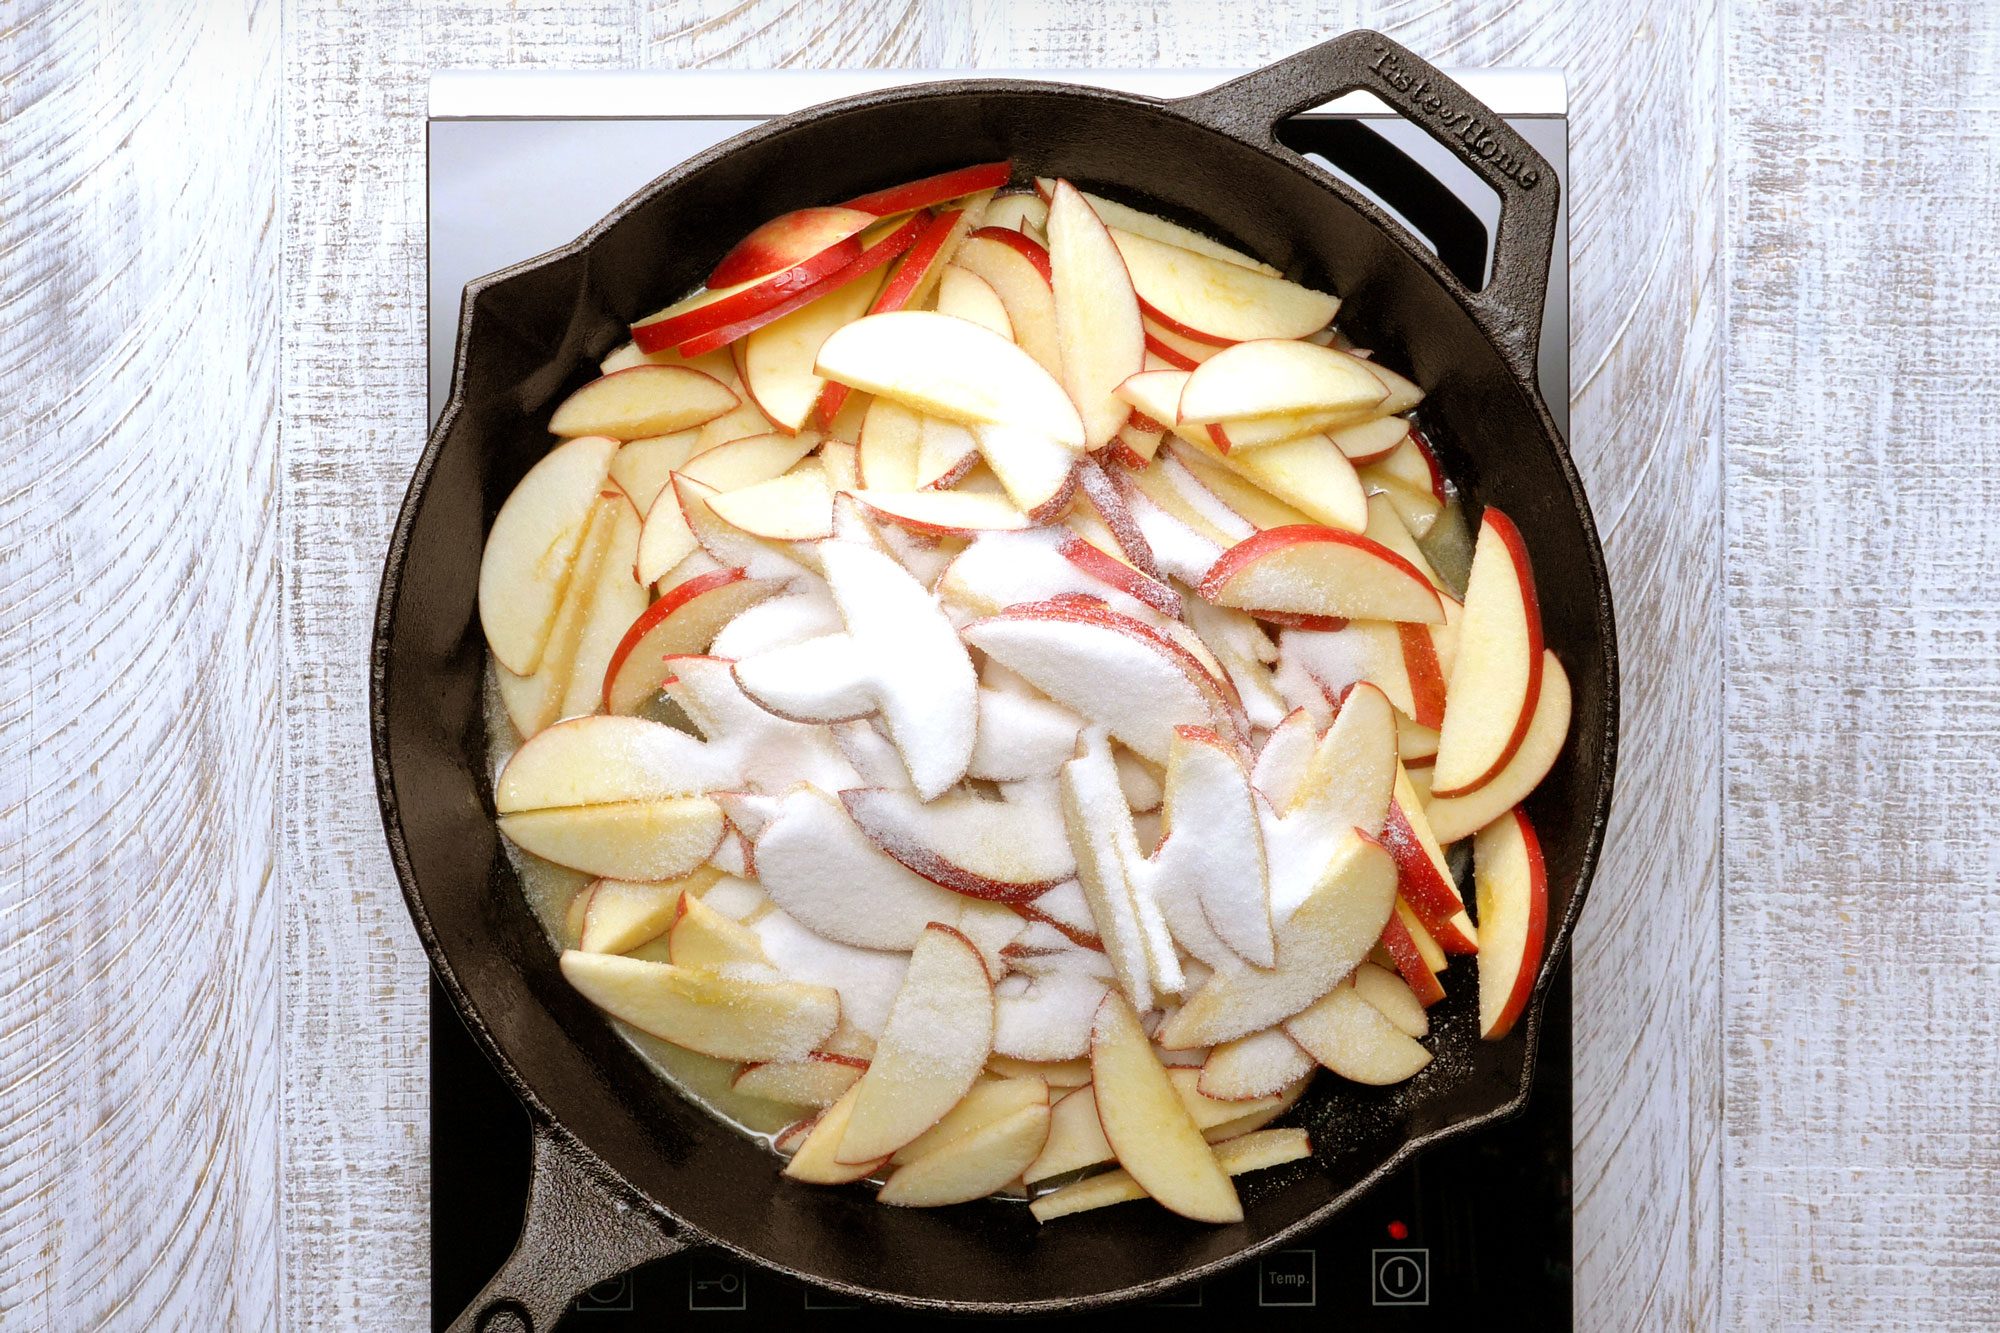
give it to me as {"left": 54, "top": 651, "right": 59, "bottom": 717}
{"left": 474, "top": 165, "right": 1568, "bottom": 1222}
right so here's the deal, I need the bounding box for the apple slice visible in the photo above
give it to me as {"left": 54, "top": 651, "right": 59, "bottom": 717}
{"left": 1280, "top": 619, "right": 1446, "bottom": 729}
{"left": 1034, "top": 181, "right": 1280, "bottom": 275}
{"left": 937, "top": 527, "right": 1178, "bottom": 623}
{"left": 1381, "top": 901, "right": 1449, "bottom": 1007}
{"left": 1109, "top": 227, "right": 1339, "bottom": 344}
{"left": 1029, "top": 1127, "right": 1309, "bottom": 1222}
{"left": 1382, "top": 764, "right": 1478, "bottom": 953}
{"left": 1156, "top": 726, "right": 1274, "bottom": 967}
{"left": 495, "top": 488, "right": 647, "bottom": 737}
{"left": 608, "top": 430, "right": 705, "bottom": 516}
{"left": 1201, "top": 526, "right": 1444, "bottom": 624}
{"left": 602, "top": 569, "right": 783, "bottom": 715}
{"left": 734, "top": 540, "right": 977, "bottom": 799}
{"left": 1424, "top": 650, "right": 1570, "bottom": 845}
{"left": 855, "top": 400, "right": 980, "bottom": 492}
{"left": 993, "top": 970, "right": 1109, "bottom": 1063}
{"left": 816, "top": 205, "right": 988, "bottom": 425}
{"left": 1332, "top": 416, "right": 1411, "bottom": 466}
{"left": 889, "top": 1075, "right": 1049, "bottom": 1166}
{"left": 1474, "top": 806, "right": 1548, "bottom": 1040}
{"left": 1431, "top": 508, "right": 1544, "bottom": 798}
{"left": 706, "top": 469, "right": 835, "bottom": 541}
{"left": 1283, "top": 979, "right": 1432, "bottom": 1085}
{"left": 749, "top": 908, "right": 912, "bottom": 1038}
{"left": 1176, "top": 339, "right": 1388, "bottom": 425}
{"left": 951, "top": 229, "right": 1061, "bottom": 374}
{"left": 633, "top": 241, "right": 875, "bottom": 355}
{"left": 576, "top": 871, "right": 716, "bottom": 955}
{"left": 989, "top": 1054, "right": 1090, "bottom": 1087}
{"left": 479, "top": 436, "right": 621, "bottom": 674}
{"left": 1163, "top": 444, "right": 1312, "bottom": 531}
{"left": 750, "top": 786, "right": 965, "bottom": 951}
{"left": 677, "top": 214, "right": 929, "bottom": 359}
{"left": 985, "top": 189, "right": 1049, "bottom": 235}
{"left": 1199, "top": 1028, "right": 1316, "bottom": 1101}
{"left": 495, "top": 714, "right": 737, "bottom": 812}
{"left": 1047, "top": 180, "right": 1144, "bottom": 448}
{"left": 878, "top": 1099, "right": 1050, "bottom": 1208}
{"left": 783, "top": 1083, "right": 889, "bottom": 1184}
{"left": 851, "top": 489, "right": 1029, "bottom": 536}
{"left": 1143, "top": 321, "right": 1213, "bottom": 370}
{"left": 1157, "top": 833, "right": 1396, "bottom": 1048}
{"left": 667, "top": 892, "right": 771, "bottom": 971}
{"left": 1090, "top": 992, "right": 1242, "bottom": 1223}
{"left": 634, "top": 431, "right": 818, "bottom": 584}
{"left": 814, "top": 310, "right": 1084, "bottom": 514}
{"left": 1352, "top": 959, "right": 1429, "bottom": 1039}
{"left": 500, "top": 799, "right": 724, "bottom": 882}
{"left": 1251, "top": 707, "right": 1321, "bottom": 810}
{"left": 965, "top": 601, "right": 1236, "bottom": 764}
{"left": 710, "top": 206, "right": 877, "bottom": 288}
{"left": 661, "top": 654, "right": 861, "bottom": 795}
{"left": 738, "top": 262, "right": 886, "bottom": 433}
{"left": 1023, "top": 1081, "right": 1114, "bottom": 1183}
{"left": 841, "top": 785, "right": 1075, "bottom": 903}
{"left": 842, "top": 161, "right": 1012, "bottom": 214}
{"left": 732, "top": 1052, "right": 867, "bottom": 1109}
{"left": 1060, "top": 730, "right": 1178, "bottom": 1012}
{"left": 936, "top": 265, "right": 1013, "bottom": 338}
{"left": 836, "top": 924, "right": 995, "bottom": 1163}
{"left": 547, "top": 366, "right": 739, "bottom": 440}
{"left": 1258, "top": 681, "right": 1397, "bottom": 920}
{"left": 968, "top": 689, "right": 1084, "bottom": 783}
{"left": 707, "top": 583, "right": 842, "bottom": 661}
{"left": 559, "top": 950, "right": 838, "bottom": 1061}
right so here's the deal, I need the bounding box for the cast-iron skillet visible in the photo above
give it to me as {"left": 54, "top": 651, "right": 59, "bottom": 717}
{"left": 374, "top": 30, "right": 1617, "bottom": 1331}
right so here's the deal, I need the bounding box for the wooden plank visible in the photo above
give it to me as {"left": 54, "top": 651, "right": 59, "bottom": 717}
{"left": 0, "top": 0, "right": 282, "bottom": 1327}
{"left": 1724, "top": 2, "right": 2000, "bottom": 1325}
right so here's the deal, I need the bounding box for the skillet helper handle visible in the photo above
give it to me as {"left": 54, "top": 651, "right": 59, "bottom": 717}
{"left": 1175, "top": 30, "right": 1559, "bottom": 378}
{"left": 447, "top": 1121, "right": 688, "bottom": 1333}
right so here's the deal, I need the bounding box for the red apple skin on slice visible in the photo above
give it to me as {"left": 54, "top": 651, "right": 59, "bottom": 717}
{"left": 602, "top": 569, "right": 783, "bottom": 715}
{"left": 709, "top": 206, "right": 877, "bottom": 288}
{"left": 842, "top": 161, "right": 1012, "bottom": 214}
{"left": 836, "top": 924, "right": 996, "bottom": 1164}
{"left": 1430, "top": 508, "right": 1544, "bottom": 799}
{"left": 1379, "top": 902, "right": 1449, "bottom": 1007}
{"left": 737, "top": 261, "right": 886, "bottom": 434}
{"left": 631, "top": 236, "right": 871, "bottom": 353}
{"left": 952, "top": 231, "right": 1061, "bottom": 374}
{"left": 676, "top": 214, "right": 928, "bottom": 358}
{"left": 1090, "top": 992, "right": 1242, "bottom": 1223}
{"left": 1424, "top": 650, "right": 1570, "bottom": 845}
{"left": 1474, "top": 806, "right": 1549, "bottom": 1040}
{"left": 1380, "top": 765, "right": 1478, "bottom": 954}
{"left": 1200, "top": 526, "right": 1445, "bottom": 625}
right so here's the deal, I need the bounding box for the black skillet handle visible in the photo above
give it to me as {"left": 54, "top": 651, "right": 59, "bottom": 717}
{"left": 1175, "top": 30, "right": 1559, "bottom": 382}
{"left": 446, "top": 1120, "right": 689, "bottom": 1333}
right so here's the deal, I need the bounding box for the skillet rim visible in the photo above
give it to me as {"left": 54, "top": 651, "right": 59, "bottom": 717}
{"left": 375, "top": 62, "right": 1616, "bottom": 1315}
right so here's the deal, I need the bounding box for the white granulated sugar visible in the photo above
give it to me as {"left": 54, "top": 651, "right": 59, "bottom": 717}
{"left": 940, "top": 528, "right": 1154, "bottom": 621}
{"left": 664, "top": 656, "right": 860, "bottom": 794}
{"left": 751, "top": 787, "right": 962, "bottom": 950}
{"left": 841, "top": 785, "right": 1075, "bottom": 889}
{"left": 1252, "top": 709, "right": 1320, "bottom": 807}
{"left": 829, "top": 718, "right": 911, "bottom": 789}
{"left": 1119, "top": 489, "right": 1224, "bottom": 585}
{"left": 700, "top": 874, "right": 768, "bottom": 923}
{"left": 1155, "top": 450, "right": 1256, "bottom": 541}
{"left": 992, "top": 969, "right": 1106, "bottom": 1062}
{"left": 709, "top": 586, "right": 843, "bottom": 659}
{"left": 965, "top": 612, "right": 1216, "bottom": 765}
{"left": 1280, "top": 625, "right": 1372, "bottom": 696}
{"left": 750, "top": 908, "right": 909, "bottom": 1037}
{"left": 968, "top": 688, "right": 1084, "bottom": 782}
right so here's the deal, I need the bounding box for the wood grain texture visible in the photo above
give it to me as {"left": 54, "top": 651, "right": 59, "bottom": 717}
{"left": 1725, "top": 3, "right": 2000, "bottom": 1327}
{"left": 0, "top": 0, "right": 282, "bottom": 1327}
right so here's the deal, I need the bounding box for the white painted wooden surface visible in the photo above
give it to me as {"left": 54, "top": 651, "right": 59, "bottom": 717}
{"left": 3, "top": 0, "right": 1992, "bottom": 1326}
{"left": 1724, "top": 4, "right": 2000, "bottom": 1328}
